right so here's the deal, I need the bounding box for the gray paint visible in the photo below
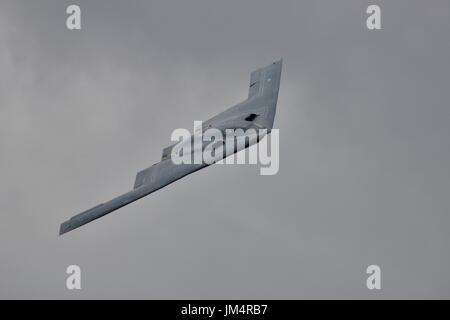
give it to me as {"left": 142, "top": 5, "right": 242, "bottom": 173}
{"left": 60, "top": 61, "right": 282, "bottom": 235}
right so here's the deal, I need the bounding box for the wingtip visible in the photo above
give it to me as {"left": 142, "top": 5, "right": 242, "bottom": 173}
{"left": 59, "top": 221, "right": 70, "bottom": 236}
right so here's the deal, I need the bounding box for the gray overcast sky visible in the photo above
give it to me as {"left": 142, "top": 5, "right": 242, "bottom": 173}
{"left": 1, "top": 0, "right": 450, "bottom": 299}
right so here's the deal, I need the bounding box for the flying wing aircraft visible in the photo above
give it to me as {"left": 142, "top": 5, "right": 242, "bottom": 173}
{"left": 59, "top": 60, "right": 282, "bottom": 235}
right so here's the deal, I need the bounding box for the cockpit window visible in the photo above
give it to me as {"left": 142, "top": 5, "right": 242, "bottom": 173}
{"left": 245, "top": 113, "right": 259, "bottom": 122}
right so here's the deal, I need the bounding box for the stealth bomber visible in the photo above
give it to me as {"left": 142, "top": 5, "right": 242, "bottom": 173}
{"left": 60, "top": 60, "right": 282, "bottom": 235}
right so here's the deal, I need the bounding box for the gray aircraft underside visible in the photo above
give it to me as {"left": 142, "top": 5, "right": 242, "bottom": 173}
{"left": 59, "top": 60, "right": 282, "bottom": 235}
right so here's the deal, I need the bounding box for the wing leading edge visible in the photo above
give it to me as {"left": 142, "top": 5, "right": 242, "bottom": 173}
{"left": 59, "top": 60, "right": 282, "bottom": 235}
